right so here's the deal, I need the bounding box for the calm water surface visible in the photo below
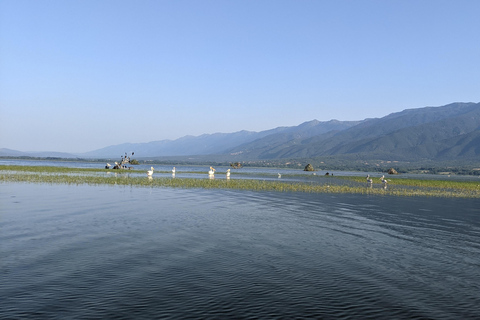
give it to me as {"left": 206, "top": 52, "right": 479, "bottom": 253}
{"left": 1, "top": 183, "right": 479, "bottom": 319}
{"left": 3, "top": 158, "right": 480, "bottom": 182}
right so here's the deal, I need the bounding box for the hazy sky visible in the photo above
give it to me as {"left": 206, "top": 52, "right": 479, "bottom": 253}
{"left": 1, "top": 1, "right": 479, "bottom": 153}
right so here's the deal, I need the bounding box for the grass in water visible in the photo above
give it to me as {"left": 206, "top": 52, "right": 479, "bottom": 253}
{"left": 1, "top": 165, "right": 479, "bottom": 198}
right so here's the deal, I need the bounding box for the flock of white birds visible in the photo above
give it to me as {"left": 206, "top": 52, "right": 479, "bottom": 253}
{"left": 146, "top": 166, "right": 231, "bottom": 178}
{"left": 147, "top": 167, "right": 390, "bottom": 188}
{"left": 367, "top": 174, "right": 389, "bottom": 188}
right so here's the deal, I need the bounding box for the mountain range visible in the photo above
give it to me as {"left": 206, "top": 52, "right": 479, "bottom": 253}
{"left": 2, "top": 102, "right": 479, "bottom": 162}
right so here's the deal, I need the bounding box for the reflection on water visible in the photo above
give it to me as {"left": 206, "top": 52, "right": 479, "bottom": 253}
{"left": 1, "top": 183, "right": 480, "bottom": 319}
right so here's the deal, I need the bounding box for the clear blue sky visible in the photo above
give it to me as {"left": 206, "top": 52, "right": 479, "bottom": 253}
{"left": 1, "top": 0, "right": 479, "bottom": 153}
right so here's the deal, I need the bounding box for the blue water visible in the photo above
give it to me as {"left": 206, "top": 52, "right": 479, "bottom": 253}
{"left": 1, "top": 182, "right": 479, "bottom": 319}
{"left": 2, "top": 158, "right": 480, "bottom": 181}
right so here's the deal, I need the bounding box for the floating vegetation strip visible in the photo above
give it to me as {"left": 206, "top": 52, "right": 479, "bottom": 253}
{"left": 343, "top": 176, "right": 480, "bottom": 190}
{"left": 1, "top": 166, "right": 480, "bottom": 198}
{"left": 0, "top": 165, "right": 109, "bottom": 173}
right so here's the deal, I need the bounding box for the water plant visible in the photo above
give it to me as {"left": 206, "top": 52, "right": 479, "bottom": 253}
{"left": 1, "top": 165, "right": 479, "bottom": 198}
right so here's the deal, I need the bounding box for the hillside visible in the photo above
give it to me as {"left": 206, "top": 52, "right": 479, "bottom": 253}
{"left": 227, "top": 102, "right": 480, "bottom": 161}
{"left": 2, "top": 102, "right": 479, "bottom": 163}
{"left": 0, "top": 148, "right": 78, "bottom": 159}
{"left": 79, "top": 119, "right": 360, "bottom": 159}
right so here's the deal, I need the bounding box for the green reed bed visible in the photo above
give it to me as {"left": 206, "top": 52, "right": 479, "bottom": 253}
{"left": 343, "top": 175, "right": 480, "bottom": 191}
{"left": 0, "top": 165, "right": 115, "bottom": 174}
{"left": 1, "top": 165, "right": 479, "bottom": 198}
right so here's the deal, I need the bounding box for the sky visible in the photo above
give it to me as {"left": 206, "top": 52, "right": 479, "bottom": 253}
{"left": 1, "top": 0, "right": 479, "bottom": 153}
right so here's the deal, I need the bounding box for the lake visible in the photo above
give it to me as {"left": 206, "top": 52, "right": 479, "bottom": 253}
{"left": 1, "top": 181, "right": 479, "bottom": 319}
{"left": 3, "top": 158, "right": 480, "bottom": 182}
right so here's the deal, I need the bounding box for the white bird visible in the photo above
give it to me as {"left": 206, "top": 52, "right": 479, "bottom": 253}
{"left": 381, "top": 177, "right": 388, "bottom": 189}
{"left": 278, "top": 173, "right": 281, "bottom": 178}
{"left": 147, "top": 167, "right": 154, "bottom": 176}
{"left": 208, "top": 166, "right": 216, "bottom": 175}
{"left": 366, "top": 174, "right": 373, "bottom": 184}
{"left": 380, "top": 175, "right": 385, "bottom": 181}
{"left": 172, "top": 167, "right": 176, "bottom": 174}
{"left": 226, "top": 169, "right": 231, "bottom": 178}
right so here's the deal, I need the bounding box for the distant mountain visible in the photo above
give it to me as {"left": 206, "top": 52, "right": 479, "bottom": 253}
{"left": 0, "top": 148, "right": 78, "bottom": 158}
{"left": 2, "top": 102, "right": 479, "bottom": 162}
{"left": 0, "top": 148, "right": 25, "bottom": 157}
{"left": 227, "top": 102, "right": 480, "bottom": 160}
{"left": 79, "top": 120, "right": 361, "bottom": 159}
{"left": 80, "top": 130, "right": 275, "bottom": 159}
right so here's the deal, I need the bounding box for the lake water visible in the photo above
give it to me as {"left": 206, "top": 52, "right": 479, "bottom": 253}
{"left": 1, "top": 182, "right": 479, "bottom": 319}
{"left": 3, "top": 158, "right": 480, "bottom": 182}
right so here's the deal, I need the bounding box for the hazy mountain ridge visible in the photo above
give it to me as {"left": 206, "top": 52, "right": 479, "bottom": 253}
{"left": 76, "top": 119, "right": 360, "bottom": 159}
{"left": 224, "top": 120, "right": 362, "bottom": 158}
{"left": 2, "top": 102, "right": 479, "bottom": 161}
{"left": 229, "top": 102, "right": 480, "bottom": 160}
{"left": 80, "top": 127, "right": 292, "bottom": 158}
{"left": 0, "top": 148, "right": 78, "bottom": 158}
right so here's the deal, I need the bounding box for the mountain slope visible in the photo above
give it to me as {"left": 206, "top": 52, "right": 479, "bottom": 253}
{"left": 225, "top": 120, "right": 362, "bottom": 158}
{"left": 3, "top": 102, "right": 479, "bottom": 162}
{"left": 325, "top": 103, "right": 480, "bottom": 157}
{"left": 80, "top": 120, "right": 360, "bottom": 158}
{"left": 229, "top": 102, "right": 480, "bottom": 160}
{"left": 80, "top": 129, "right": 288, "bottom": 158}
{"left": 0, "top": 148, "right": 78, "bottom": 158}
{"left": 435, "top": 129, "right": 480, "bottom": 158}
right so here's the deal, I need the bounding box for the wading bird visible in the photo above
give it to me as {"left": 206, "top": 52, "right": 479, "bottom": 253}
{"left": 226, "top": 169, "right": 231, "bottom": 178}
{"left": 172, "top": 167, "right": 176, "bottom": 174}
{"left": 381, "top": 177, "right": 388, "bottom": 189}
{"left": 147, "top": 167, "right": 154, "bottom": 176}
{"left": 366, "top": 174, "right": 373, "bottom": 184}
{"left": 208, "top": 166, "right": 216, "bottom": 176}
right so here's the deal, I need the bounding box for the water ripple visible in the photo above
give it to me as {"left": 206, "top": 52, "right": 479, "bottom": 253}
{"left": 1, "top": 183, "right": 479, "bottom": 319}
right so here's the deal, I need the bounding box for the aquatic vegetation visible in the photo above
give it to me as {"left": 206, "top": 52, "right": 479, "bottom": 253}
{"left": 342, "top": 175, "right": 480, "bottom": 191}
{"left": 0, "top": 165, "right": 108, "bottom": 173}
{"left": 1, "top": 165, "right": 479, "bottom": 198}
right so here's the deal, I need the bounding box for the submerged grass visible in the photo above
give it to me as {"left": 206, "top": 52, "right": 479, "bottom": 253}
{"left": 1, "top": 165, "right": 480, "bottom": 198}
{"left": 0, "top": 165, "right": 109, "bottom": 173}
{"left": 344, "top": 175, "right": 480, "bottom": 190}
